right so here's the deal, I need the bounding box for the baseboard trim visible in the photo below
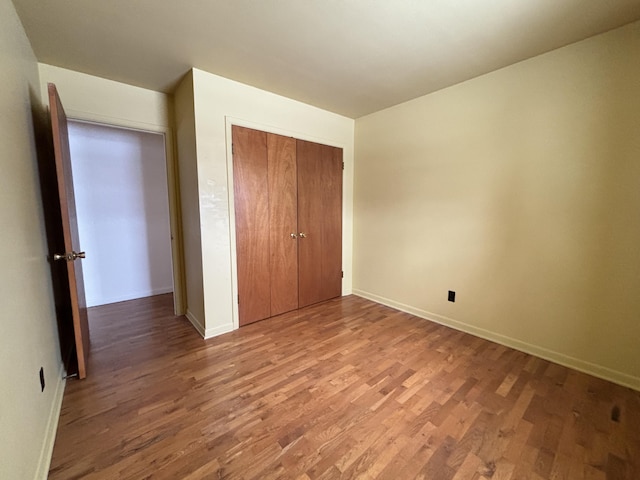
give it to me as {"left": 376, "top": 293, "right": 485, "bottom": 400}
{"left": 185, "top": 309, "right": 206, "bottom": 337}
{"left": 204, "top": 323, "right": 235, "bottom": 340}
{"left": 88, "top": 287, "right": 174, "bottom": 308}
{"left": 353, "top": 289, "right": 640, "bottom": 392}
{"left": 34, "top": 364, "right": 66, "bottom": 480}
{"left": 185, "top": 310, "right": 234, "bottom": 339}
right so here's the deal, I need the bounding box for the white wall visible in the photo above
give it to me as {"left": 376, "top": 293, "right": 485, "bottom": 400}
{"left": 354, "top": 21, "right": 640, "bottom": 390}
{"left": 177, "top": 68, "right": 355, "bottom": 338}
{"left": 37, "top": 64, "right": 186, "bottom": 314}
{"left": 68, "top": 121, "right": 173, "bottom": 306}
{"left": 0, "top": 1, "right": 65, "bottom": 478}
{"left": 174, "top": 71, "right": 205, "bottom": 329}
{"left": 37, "top": 64, "right": 171, "bottom": 130}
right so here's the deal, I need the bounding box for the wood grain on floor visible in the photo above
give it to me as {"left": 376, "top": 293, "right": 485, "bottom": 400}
{"left": 49, "top": 294, "right": 640, "bottom": 479}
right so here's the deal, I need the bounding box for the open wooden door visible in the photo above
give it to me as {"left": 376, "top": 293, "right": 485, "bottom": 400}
{"left": 48, "top": 83, "right": 90, "bottom": 379}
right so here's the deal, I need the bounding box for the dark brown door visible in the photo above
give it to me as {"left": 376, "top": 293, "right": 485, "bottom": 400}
{"left": 267, "top": 134, "right": 298, "bottom": 316}
{"left": 232, "top": 126, "right": 271, "bottom": 325}
{"left": 48, "top": 83, "right": 91, "bottom": 379}
{"left": 297, "top": 140, "right": 343, "bottom": 308}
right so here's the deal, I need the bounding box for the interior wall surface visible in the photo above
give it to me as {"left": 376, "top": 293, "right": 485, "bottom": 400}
{"left": 173, "top": 72, "right": 205, "bottom": 330}
{"left": 37, "top": 63, "right": 170, "bottom": 129}
{"left": 353, "top": 21, "right": 640, "bottom": 389}
{"left": 68, "top": 121, "right": 173, "bottom": 307}
{"left": 0, "top": 1, "right": 65, "bottom": 478}
{"left": 188, "top": 68, "right": 355, "bottom": 337}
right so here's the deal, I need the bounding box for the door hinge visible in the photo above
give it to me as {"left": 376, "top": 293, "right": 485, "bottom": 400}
{"left": 342, "top": 161, "right": 344, "bottom": 170}
{"left": 232, "top": 143, "right": 235, "bottom": 155}
{"left": 341, "top": 270, "right": 344, "bottom": 278}
{"left": 237, "top": 294, "right": 239, "bottom": 304}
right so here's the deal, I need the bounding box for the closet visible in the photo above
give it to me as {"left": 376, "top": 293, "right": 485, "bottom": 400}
{"left": 232, "top": 125, "right": 342, "bottom": 326}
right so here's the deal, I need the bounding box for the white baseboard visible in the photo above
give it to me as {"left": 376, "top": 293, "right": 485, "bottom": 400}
{"left": 204, "top": 323, "right": 235, "bottom": 339}
{"left": 185, "top": 309, "right": 235, "bottom": 339}
{"left": 88, "top": 287, "right": 174, "bottom": 307}
{"left": 353, "top": 289, "right": 640, "bottom": 392}
{"left": 185, "top": 309, "right": 206, "bottom": 337}
{"left": 34, "top": 364, "right": 66, "bottom": 480}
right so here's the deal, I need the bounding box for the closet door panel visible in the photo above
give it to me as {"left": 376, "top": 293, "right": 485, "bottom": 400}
{"left": 297, "top": 140, "right": 323, "bottom": 307}
{"left": 320, "top": 146, "right": 343, "bottom": 302}
{"left": 233, "top": 126, "right": 271, "bottom": 326}
{"left": 267, "top": 134, "right": 298, "bottom": 316}
{"left": 297, "top": 140, "right": 342, "bottom": 308}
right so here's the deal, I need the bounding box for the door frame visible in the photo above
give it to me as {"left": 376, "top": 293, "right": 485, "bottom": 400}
{"left": 225, "top": 117, "right": 347, "bottom": 330}
{"left": 64, "top": 114, "right": 186, "bottom": 316}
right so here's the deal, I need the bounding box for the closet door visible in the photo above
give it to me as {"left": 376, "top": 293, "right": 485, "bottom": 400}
{"left": 232, "top": 126, "right": 270, "bottom": 326}
{"left": 297, "top": 140, "right": 343, "bottom": 308}
{"left": 267, "top": 134, "right": 298, "bottom": 316}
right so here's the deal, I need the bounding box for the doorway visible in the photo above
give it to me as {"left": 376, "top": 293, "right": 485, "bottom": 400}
{"left": 67, "top": 121, "right": 177, "bottom": 309}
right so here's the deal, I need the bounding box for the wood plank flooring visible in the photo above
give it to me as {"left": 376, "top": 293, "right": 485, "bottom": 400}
{"left": 49, "top": 294, "right": 640, "bottom": 479}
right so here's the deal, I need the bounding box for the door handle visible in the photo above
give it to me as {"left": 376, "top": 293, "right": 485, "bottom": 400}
{"left": 290, "top": 233, "right": 297, "bottom": 239}
{"left": 299, "top": 232, "right": 306, "bottom": 238}
{"left": 54, "top": 251, "right": 86, "bottom": 261}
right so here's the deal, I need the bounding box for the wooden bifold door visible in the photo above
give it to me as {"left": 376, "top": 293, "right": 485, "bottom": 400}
{"left": 233, "top": 126, "right": 342, "bottom": 326}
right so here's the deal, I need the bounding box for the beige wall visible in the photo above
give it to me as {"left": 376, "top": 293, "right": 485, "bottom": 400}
{"left": 174, "top": 72, "right": 205, "bottom": 329}
{"left": 0, "top": 1, "right": 65, "bottom": 478}
{"left": 37, "top": 64, "right": 170, "bottom": 129}
{"left": 354, "top": 21, "right": 640, "bottom": 390}
{"left": 37, "top": 64, "right": 186, "bottom": 314}
{"left": 185, "top": 68, "right": 355, "bottom": 337}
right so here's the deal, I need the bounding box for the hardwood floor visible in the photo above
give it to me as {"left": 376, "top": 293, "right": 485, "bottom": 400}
{"left": 49, "top": 294, "right": 640, "bottom": 479}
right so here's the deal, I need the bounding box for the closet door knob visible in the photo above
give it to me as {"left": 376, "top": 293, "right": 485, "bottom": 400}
{"left": 290, "top": 233, "right": 297, "bottom": 239}
{"left": 299, "top": 232, "right": 306, "bottom": 238}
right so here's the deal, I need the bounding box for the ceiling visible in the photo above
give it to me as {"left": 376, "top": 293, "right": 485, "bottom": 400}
{"left": 12, "top": 0, "right": 640, "bottom": 118}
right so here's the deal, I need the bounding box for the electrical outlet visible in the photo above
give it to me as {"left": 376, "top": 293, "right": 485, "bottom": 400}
{"left": 39, "top": 367, "right": 45, "bottom": 392}
{"left": 448, "top": 290, "right": 456, "bottom": 302}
